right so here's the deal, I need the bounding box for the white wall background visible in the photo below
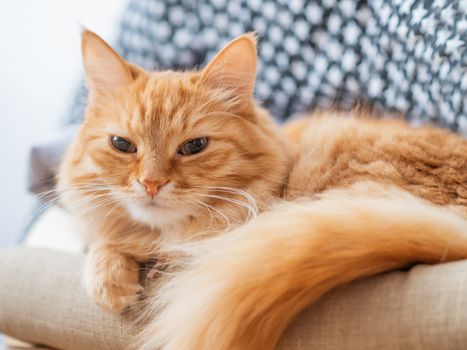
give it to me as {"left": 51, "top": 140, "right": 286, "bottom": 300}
{"left": 0, "top": 0, "right": 127, "bottom": 249}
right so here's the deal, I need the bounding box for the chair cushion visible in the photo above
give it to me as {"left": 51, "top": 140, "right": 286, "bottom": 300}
{"left": 1, "top": 247, "right": 467, "bottom": 349}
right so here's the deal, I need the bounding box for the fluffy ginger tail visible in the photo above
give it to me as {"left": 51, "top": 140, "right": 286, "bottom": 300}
{"left": 138, "top": 185, "right": 467, "bottom": 350}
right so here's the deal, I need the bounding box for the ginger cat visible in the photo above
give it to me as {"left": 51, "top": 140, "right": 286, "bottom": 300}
{"left": 58, "top": 30, "right": 467, "bottom": 350}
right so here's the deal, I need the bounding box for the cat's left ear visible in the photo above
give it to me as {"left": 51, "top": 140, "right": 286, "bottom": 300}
{"left": 199, "top": 33, "right": 257, "bottom": 102}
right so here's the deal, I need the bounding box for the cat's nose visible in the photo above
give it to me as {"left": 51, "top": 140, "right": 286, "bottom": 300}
{"left": 140, "top": 179, "right": 169, "bottom": 197}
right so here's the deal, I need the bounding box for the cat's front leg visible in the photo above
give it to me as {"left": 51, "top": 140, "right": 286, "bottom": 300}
{"left": 84, "top": 244, "right": 143, "bottom": 313}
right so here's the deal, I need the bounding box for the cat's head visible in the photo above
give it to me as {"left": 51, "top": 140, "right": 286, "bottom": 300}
{"left": 58, "top": 30, "right": 290, "bottom": 233}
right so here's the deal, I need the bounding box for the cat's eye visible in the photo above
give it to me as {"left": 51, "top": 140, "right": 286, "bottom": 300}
{"left": 110, "top": 136, "right": 137, "bottom": 153}
{"left": 178, "top": 138, "right": 208, "bottom": 156}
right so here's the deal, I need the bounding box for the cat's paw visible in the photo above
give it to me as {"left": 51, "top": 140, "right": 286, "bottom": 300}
{"left": 84, "top": 252, "right": 143, "bottom": 313}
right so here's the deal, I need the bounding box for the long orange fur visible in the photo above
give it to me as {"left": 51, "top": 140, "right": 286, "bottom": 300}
{"left": 58, "top": 30, "right": 467, "bottom": 349}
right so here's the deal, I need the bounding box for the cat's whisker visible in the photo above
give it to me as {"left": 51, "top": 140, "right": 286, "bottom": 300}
{"left": 197, "top": 193, "right": 256, "bottom": 221}
{"left": 189, "top": 197, "right": 231, "bottom": 231}
{"left": 38, "top": 184, "right": 111, "bottom": 203}
{"left": 37, "top": 185, "right": 110, "bottom": 207}
{"left": 74, "top": 202, "right": 115, "bottom": 217}
{"left": 63, "top": 191, "right": 118, "bottom": 217}
{"left": 68, "top": 192, "right": 114, "bottom": 208}
{"left": 196, "top": 186, "right": 258, "bottom": 215}
{"left": 30, "top": 198, "right": 60, "bottom": 219}
{"left": 184, "top": 196, "right": 215, "bottom": 229}
{"left": 34, "top": 188, "right": 60, "bottom": 200}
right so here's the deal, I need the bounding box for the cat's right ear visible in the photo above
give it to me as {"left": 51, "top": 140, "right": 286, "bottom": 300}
{"left": 81, "top": 30, "right": 133, "bottom": 95}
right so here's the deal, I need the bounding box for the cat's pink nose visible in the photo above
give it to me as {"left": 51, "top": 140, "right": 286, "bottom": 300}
{"left": 141, "top": 179, "right": 169, "bottom": 197}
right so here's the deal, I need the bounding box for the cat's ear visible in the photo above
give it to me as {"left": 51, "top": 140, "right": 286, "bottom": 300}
{"left": 81, "top": 29, "right": 133, "bottom": 95}
{"left": 199, "top": 33, "right": 257, "bottom": 101}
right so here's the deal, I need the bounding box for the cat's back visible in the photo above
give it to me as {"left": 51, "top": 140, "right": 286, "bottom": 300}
{"left": 284, "top": 112, "right": 467, "bottom": 208}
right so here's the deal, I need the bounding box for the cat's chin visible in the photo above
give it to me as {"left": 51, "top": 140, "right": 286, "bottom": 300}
{"left": 126, "top": 202, "right": 190, "bottom": 230}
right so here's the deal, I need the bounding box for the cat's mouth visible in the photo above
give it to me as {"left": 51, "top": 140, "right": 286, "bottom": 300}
{"left": 138, "top": 197, "right": 177, "bottom": 210}
{"left": 126, "top": 195, "right": 190, "bottom": 229}
{"left": 142, "top": 199, "right": 169, "bottom": 210}
{"left": 143, "top": 201, "right": 169, "bottom": 209}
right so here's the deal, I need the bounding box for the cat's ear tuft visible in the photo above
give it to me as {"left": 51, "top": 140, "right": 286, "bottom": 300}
{"left": 199, "top": 33, "right": 257, "bottom": 100}
{"left": 81, "top": 29, "right": 133, "bottom": 95}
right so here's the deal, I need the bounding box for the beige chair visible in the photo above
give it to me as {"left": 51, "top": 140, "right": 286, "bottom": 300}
{"left": 2, "top": 244, "right": 467, "bottom": 349}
